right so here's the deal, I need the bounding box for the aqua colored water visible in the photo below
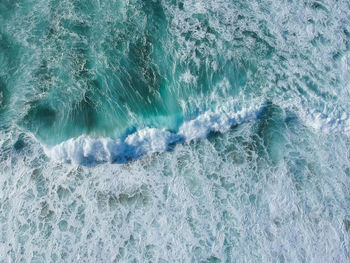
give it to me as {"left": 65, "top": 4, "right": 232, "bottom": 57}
{"left": 1, "top": 0, "right": 350, "bottom": 262}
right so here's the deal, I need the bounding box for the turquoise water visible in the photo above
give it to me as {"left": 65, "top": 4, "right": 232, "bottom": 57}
{"left": 1, "top": 0, "right": 350, "bottom": 262}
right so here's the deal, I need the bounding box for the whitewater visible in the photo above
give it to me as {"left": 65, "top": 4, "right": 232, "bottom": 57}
{"left": 1, "top": 0, "right": 350, "bottom": 262}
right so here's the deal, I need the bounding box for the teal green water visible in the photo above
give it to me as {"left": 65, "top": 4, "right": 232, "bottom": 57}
{"left": 1, "top": 0, "right": 350, "bottom": 262}
{"left": 1, "top": 0, "right": 253, "bottom": 144}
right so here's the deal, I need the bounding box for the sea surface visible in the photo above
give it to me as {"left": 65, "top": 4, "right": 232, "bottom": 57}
{"left": 1, "top": 0, "right": 350, "bottom": 262}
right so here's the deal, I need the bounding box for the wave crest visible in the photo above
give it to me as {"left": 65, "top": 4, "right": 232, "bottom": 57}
{"left": 44, "top": 105, "right": 264, "bottom": 165}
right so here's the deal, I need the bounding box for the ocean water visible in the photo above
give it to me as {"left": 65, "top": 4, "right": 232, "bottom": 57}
{"left": 1, "top": 0, "right": 350, "bottom": 262}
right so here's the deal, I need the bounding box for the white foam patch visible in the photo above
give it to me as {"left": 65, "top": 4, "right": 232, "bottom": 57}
{"left": 180, "top": 70, "right": 197, "bottom": 85}
{"left": 179, "top": 105, "right": 263, "bottom": 141}
{"left": 299, "top": 106, "right": 350, "bottom": 135}
{"left": 44, "top": 128, "right": 181, "bottom": 165}
{"left": 44, "top": 105, "right": 264, "bottom": 165}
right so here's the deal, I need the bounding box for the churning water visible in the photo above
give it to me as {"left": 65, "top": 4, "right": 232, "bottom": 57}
{"left": 1, "top": 0, "right": 350, "bottom": 262}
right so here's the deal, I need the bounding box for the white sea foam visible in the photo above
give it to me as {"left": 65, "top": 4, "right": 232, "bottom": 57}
{"left": 44, "top": 128, "right": 180, "bottom": 165}
{"left": 44, "top": 105, "right": 264, "bottom": 165}
{"left": 2, "top": 0, "right": 350, "bottom": 261}
{"left": 298, "top": 105, "right": 350, "bottom": 135}
{"left": 178, "top": 105, "right": 263, "bottom": 141}
{"left": 40, "top": 100, "right": 350, "bottom": 165}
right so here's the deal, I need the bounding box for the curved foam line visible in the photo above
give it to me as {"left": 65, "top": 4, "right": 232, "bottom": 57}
{"left": 43, "top": 105, "right": 265, "bottom": 165}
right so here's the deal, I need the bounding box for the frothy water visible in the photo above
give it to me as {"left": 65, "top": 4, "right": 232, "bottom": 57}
{"left": 44, "top": 104, "right": 264, "bottom": 165}
{"left": 1, "top": 0, "right": 350, "bottom": 262}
